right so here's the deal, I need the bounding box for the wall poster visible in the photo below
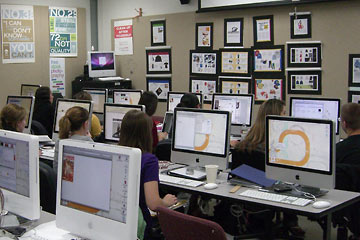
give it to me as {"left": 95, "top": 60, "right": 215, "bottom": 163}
{"left": 253, "top": 15, "right": 274, "bottom": 46}
{"left": 50, "top": 58, "right": 66, "bottom": 96}
{"left": 196, "top": 22, "right": 213, "bottom": 49}
{"left": 114, "top": 19, "right": 133, "bottom": 55}
{"left": 253, "top": 46, "right": 284, "bottom": 74}
{"left": 287, "top": 70, "right": 321, "bottom": 95}
{"left": 151, "top": 19, "right": 166, "bottom": 46}
{"left": 290, "top": 13, "right": 311, "bottom": 39}
{"left": 146, "top": 48, "right": 171, "bottom": 74}
{"left": 49, "top": 7, "right": 77, "bottom": 57}
{"left": 220, "top": 48, "right": 251, "bottom": 76}
{"left": 287, "top": 42, "right": 321, "bottom": 68}
{"left": 190, "top": 77, "right": 217, "bottom": 103}
{"left": 1, "top": 5, "right": 35, "bottom": 63}
{"left": 254, "top": 77, "right": 285, "bottom": 104}
{"left": 224, "top": 18, "right": 243, "bottom": 47}
{"left": 219, "top": 77, "right": 251, "bottom": 94}
{"left": 190, "top": 50, "right": 218, "bottom": 75}
{"left": 348, "top": 54, "right": 360, "bottom": 87}
{"left": 146, "top": 77, "right": 171, "bottom": 102}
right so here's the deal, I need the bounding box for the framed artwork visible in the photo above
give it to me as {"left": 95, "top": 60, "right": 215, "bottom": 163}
{"left": 146, "top": 77, "right": 171, "bottom": 102}
{"left": 224, "top": 18, "right": 243, "bottom": 47}
{"left": 190, "top": 50, "right": 218, "bottom": 75}
{"left": 196, "top": 22, "right": 213, "bottom": 49}
{"left": 189, "top": 77, "right": 217, "bottom": 103}
{"left": 290, "top": 14, "right": 311, "bottom": 39}
{"left": 253, "top": 15, "right": 274, "bottom": 46}
{"left": 253, "top": 45, "right": 284, "bottom": 74}
{"left": 151, "top": 20, "right": 166, "bottom": 46}
{"left": 348, "top": 91, "right": 360, "bottom": 103}
{"left": 219, "top": 48, "right": 251, "bottom": 77}
{"left": 253, "top": 77, "right": 285, "bottom": 104}
{"left": 219, "top": 77, "right": 251, "bottom": 94}
{"left": 348, "top": 54, "right": 360, "bottom": 87}
{"left": 287, "top": 70, "right": 321, "bottom": 95}
{"left": 146, "top": 48, "right": 171, "bottom": 74}
{"left": 287, "top": 42, "right": 321, "bottom": 68}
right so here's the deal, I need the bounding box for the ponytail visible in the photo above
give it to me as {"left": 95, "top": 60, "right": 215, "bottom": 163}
{"left": 58, "top": 106, "right": 89, "bottom": 139}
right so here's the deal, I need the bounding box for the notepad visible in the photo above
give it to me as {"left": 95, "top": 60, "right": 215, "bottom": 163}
{"left": 229, "top": 164, "right": 276, "bottom": 187}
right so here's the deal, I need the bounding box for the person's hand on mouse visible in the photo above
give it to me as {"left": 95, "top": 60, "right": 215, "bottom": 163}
{"left": 162, "top": 194, "right": 177, "bottom": 207}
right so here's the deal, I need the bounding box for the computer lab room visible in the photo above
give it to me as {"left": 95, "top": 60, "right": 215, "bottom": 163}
{"left": 0, "top": 0, "right": 359, "bottom": 239}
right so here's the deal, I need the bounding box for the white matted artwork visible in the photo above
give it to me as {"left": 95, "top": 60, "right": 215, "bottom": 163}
{"left": 190, "top": 78, "right": 217, "bottom": 103}
{"left": 219, "top": 77, "right": 250, "bottom": 94}
{"left": 348, "top": 91, "right": 360, "bottom": 103}
{"left": 146, "top": 77, "right": 171, "bottom": 102}
{"left": 254, "top": 78, "right": 284, "bottom": 103}
{"left": 190, "top": 51, "right": 217, "bottom": 75}
{"left": 290, "top": 47, "right": 318, "bottom": 64}
{"left": 221, "top": 51, "right": 249, "bottom": 75}
{"left": 254, "top": 48, "right": 282, "bottom": 72}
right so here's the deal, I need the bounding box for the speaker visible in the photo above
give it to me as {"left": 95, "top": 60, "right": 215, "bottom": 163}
{"left": 180, "top": 0, "right": 190, "bottom": 4}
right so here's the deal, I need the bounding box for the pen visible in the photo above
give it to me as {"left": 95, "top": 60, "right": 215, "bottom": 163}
{"left": 258, "top": 188, "right": 269, "bottom": 192}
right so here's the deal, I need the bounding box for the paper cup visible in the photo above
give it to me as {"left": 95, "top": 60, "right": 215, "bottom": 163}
{"left": 205, "top": 165, "right": 218, "bottom": 183}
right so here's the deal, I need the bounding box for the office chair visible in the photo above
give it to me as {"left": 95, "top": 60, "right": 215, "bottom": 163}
{"left": 39, "top": 161, "right": 57, "bottom": 214}
{"left": 155, "top": 139, "right": 171, "bottom": 161}
{"left": 230, "top": 148, "right": 265, "bottom": 171}
{"left": 30, "top": 120, "right": 48, "bottom": 136}
{"left": 156, "top": 206, "right": 227, "bottom": 240}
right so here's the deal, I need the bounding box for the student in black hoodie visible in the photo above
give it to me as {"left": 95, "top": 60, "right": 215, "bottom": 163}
{"left": 32, "top": 86, "right": 54, "bottom": 138}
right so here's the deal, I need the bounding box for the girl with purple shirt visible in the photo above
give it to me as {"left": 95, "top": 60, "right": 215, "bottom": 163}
{"left": 119, "top": 110, "right": 177, "bottom": 239}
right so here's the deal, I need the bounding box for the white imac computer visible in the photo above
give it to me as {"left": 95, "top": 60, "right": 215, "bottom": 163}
{"left": 103, "top": 103, "right": 145, "bottom": 142}
{"left": 211, "top": 93, "right": 254, "bottom": 135}
{"left": 113, "top": 89, "right": 143, "bottom": 105}
{"left": 57, "top": 139, "right": 141, "bottom": 240}
{"left": 0, "top": 130, "right": 40, "bottom": 220}
{"left": 7, "top": 96, "right": 35, "bottom": 134}
{"left": 52, "top": 99, "right": 93, "bottom": 141}
{"left": 171, "top": 108, "right": 231, "bottom": 171}
{"left": 167, "top": 92, "right": 203, "bottom": 112}
{"left": 20, "top": 84, "right": 41, "bottom": 97}
{"left": 162, "top": 112, "right": 174, "bottom": 139}
{"left": 88, "top": 51, "right": 116, "bottom": 78}
{"left": 290, "top": 97, "right": 340, "bottom": 135}
{"left": 265, "top": 115, "right": 335, "bottom": 196}
{"left": 82, "top": 88, "right": 108, "bottom": 114}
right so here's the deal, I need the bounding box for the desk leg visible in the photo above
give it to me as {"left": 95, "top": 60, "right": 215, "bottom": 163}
{"left": 323, "top": 214, "right": 332, "bottom": 240}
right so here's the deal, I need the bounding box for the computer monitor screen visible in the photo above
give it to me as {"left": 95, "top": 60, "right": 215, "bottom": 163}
{"left": 104, "top": 103, "right": 145, "bottom": 142}
{"left": 56, "top": 139, "right": 141, "bottom": 240}
{"left": 0, "top": 130, "right": 40, "bottom": 220}
{"left": 171, "top": 108, "right": 231, "bottom": 170}
{"left": 7, "top": 96, "right": 35, "bottom": 131}
{"left": 113, "top": 90, "right": 143, "bottom": 105}
{"left": 265, "top": 116, "right": 335, "bottom": 190}
{"left": 212, "top": 93, "right": 253, "bottom": 127}
{"left": 167, "top": 92, "right": 203, "bottom": 112}
{"left": 290, "top": 97, "right": 340, "bottom": 135}
{"left": 162, "top": 112, "right": 174, "bottom": 139}
{"left": 20, "top": 84, "right": 41, "bottom": 96}
{"left": 88, "top": 51, "right": 116, "bottom": 78}
{"left": 83, "top": 88, "right": 108, "bottom": 114}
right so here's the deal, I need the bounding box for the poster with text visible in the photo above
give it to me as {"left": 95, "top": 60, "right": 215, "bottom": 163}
{"left": 49, "top": 7, "right": 77, "bottom": 57}
{"left": 221, "top": 51, "right": 248, "bottom": 74}
{"left": 50, "top": 58, "right": 66, "bottom": 96}
{"left": 114, "top": 19, "right": 133, "bottom": 55}
{"left": 191, "top": 52, "right": 217, "bottom": 75}
{"left": 256, "top": 19, "right": 271, "bottom": 42}
{"left": 1, "top": 5, "right": 35, "bottom": 63}
{"left": 197, "top": 25, "right": 211, "bottom": 48}
{"left": 147, "top": 78, "right": 171, "bottom": 101}
{"left": 147, "top": 50, "right": 171, "bottom": 74}
{"left": 191, "top": 79, "right": 217, "bottom": 102}
{"left": 255, "top": 78, "right": 283, "bottom": 102}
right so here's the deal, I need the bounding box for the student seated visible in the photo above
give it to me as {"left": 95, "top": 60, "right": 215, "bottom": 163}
{"left": 53, "top": 106, "right": 93, "bottom": 175}
{"left": 73, "top": 91, "right": 102, "bottom": 138}
{"left": 176, "top": 93, "right": 200, "bottom": 109}
{"left": 118, "top": 110, "right": 177, "bottom": 239}
{"left": 33, "top": 86, "right": 54, "bottom": 138}
{"left": 0, "top": 103, "right": 27, "bottom": 133}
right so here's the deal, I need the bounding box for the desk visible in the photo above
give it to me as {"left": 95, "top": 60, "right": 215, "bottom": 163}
{"left": 159, "top": 172, "right": 360, "bottom": 240}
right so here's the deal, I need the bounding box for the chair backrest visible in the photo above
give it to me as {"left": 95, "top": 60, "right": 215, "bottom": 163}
{"left": 31, "top": 120, "right": 48, "bottom": 136}
{"left": 39, "top": 161, "right": 57, "bottom": 214}
{"left": 231, "top": 148, "right": 265, "bottom": 171}
{"left": 156, "top": 206, "right": 227, "bottom": 240}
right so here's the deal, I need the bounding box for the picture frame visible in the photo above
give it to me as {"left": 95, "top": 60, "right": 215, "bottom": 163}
{"left": 196, "top": 22, "right": 213, "bottom": 49}
{"left": 348, "top": 54, "right": 360, "bottom": 87}
{"left": 189, "top": 76, "right": 217, "bottom": 103}
{"left": 253, "top": 15, "right": 274, "bottom": 47}
{"left": 219, "top": 48, "right": 251, "bottom": 77}
{"left": 224, "top": 18, "right": 244, "bottom": 47}
{"left": 190, "top": 50, "right": 218, "bottom": 75}
{"left": 219, "top": 77, "right": 251, "bottom": 94}
{"left": 287, "top": 70, "right": 321, "bottom": 95}
{"left": 146, "top": 77, "right": 172, "bottom": 102}
{"left": 253, "top": 77, "right": 285, "bottom": 104}
{"left": 146, "top": 48, "right": 172, "bottom": 74}
{"left": 290, "top": 14, "right": 312, "bottom": 39}
{"left": 348, "top": 91, "right": 360, "bottom": 103}
{"left": 151, "top": 20, "right": 166, "bottom": 46}
{"left": 287, "top": 42, "right": 321, "bottom": 68}
{"left": 253, "top": 45, "right": 284, "bottom": 75}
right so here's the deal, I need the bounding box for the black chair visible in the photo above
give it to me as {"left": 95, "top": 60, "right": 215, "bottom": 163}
{"left": 230, "top": 148, "right": 265, "bottom": 171}
{"left": 155, "top": 139, "right": 171, "bottom": 161}
{"left": 31, "top": 120, "right": 48, "bottom": 136}
{"left": 39, "top": 161, "right": 57, "bottom": 214}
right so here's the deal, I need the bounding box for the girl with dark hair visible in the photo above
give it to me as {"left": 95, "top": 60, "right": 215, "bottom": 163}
{"left": 0, "top": 104, "right": 27, "bottom": 132}
{"left": 33, "top": 86, "right": 55, "bottom": 137}
{"left": 176, "top": 93, "right": 200, "bottom": 109}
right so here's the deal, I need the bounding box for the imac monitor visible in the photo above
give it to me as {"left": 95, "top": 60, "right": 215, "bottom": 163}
{"left": 104, "top": 103, "right": 145, "bottom": 142}
{"left": 83, "top": 88, "right": 108, "bottom": 114}
{"left": 290, "top": 97, "right": 340, "bottom": 135}
{"left": 0, "top": 130, "right": 40, "bottom": 220}
{"left": 57, "top": 139, "right": 141, "bottom": 240}
{"left": 171, "top": 108, "right": 231, "bottom": 170}
{"left": 167, "top": 92, "right": 203, "bottom": 112}
{"left": 53, "top": 99, "right": 93, "bottom": 141}
{"left": 265, "top": 116, "right": 335, "bottom": 194}
{"left": 162, "top": 112, "right": 174, "bottom": 139}
{"left": 212, "top": 93, "right": 253, "bottom": 135}
{"left": 20, "top": 84, "right": 41, "bottom": 96}
{"left": 7, "top": 96, "right": 35, "bottom": 134}
{"left": 113, "top": 89, "right": 143, "bottom": 105}
{"left": 88, "top": 51, "right": 116, "bottom": 78}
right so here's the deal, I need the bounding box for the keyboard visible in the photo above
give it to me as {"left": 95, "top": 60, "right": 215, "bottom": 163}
{"left": 239, "top": 189, "right": 313, "bottom": 206}
{"left": 159, "top": 174, "right": 204, "bottom": 187}
{"left": 98, "top": 76, "right": 124, "bottom": 81}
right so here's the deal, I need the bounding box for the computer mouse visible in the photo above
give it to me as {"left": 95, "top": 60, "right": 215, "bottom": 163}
{"left": 204, "top": 183, "right": 218, "bottom": 190}
{"left": 312, "top": 200, "right": 331, "bottom": 209}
